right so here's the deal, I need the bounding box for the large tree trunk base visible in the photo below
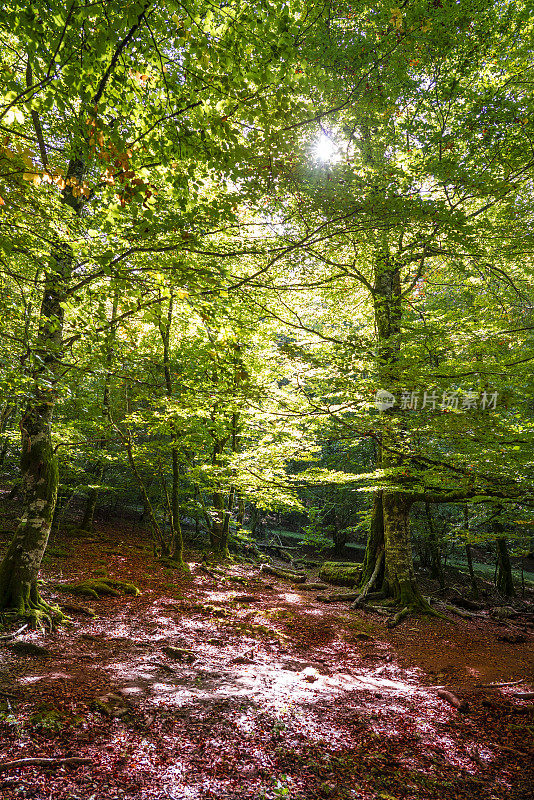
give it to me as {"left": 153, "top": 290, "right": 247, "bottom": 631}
{"left": 0, "top": 580, "right": 64, "bottom": 629}
{"left": 384, "top": 596, "right": 448, "bottom": 627}
{"left": 161, "top": 556, "right": 191, "bottom": 573}
{"left": 208, "top": 548, "right": 231, "bottom": 562}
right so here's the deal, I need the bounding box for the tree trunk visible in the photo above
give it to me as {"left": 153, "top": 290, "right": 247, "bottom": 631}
{"left": 382, "top": 492, "right": 426, "bottom": 607}
{"left": 0, "top": 403, "right": 15, "bottom": 469}
{"left": 236, "top": 495, "right": 245, "bottom": 526}
{"left": 464, "top": 506, "right": 479, "bottom": 598}
{"left": 372, "top": 246, "right": 427, "bottom": 609}
{"left": 209, "top": 489, "right": 229, "bottom": 556}
{"left": 495, "top": 535, "right": 515, "bottom": 597}
{"left": 250, "top": 505, "right": 263, "bottom": 536}
{"left": 465, "top": 544, "right": 478, "bottom": 598}
{"left": 360, "top": 491, "right": 385, "bottom": 588}
{"left": 0, "top": 230, "right": 74, "bottom": 621}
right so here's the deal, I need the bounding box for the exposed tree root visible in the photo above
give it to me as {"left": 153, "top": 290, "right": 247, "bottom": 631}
{"left": 386, "top": 606, "right": 410, "bottom": 628}
{"left": 12, "top": 595, "right": 64, "bottom": 630}
{"left": 385, "top": 598, "right": 450, "bottom": 628}
{"left": 351, "top": 547, "right": 384, "bottom": 609}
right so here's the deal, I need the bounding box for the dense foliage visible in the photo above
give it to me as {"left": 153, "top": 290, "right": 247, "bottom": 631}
{"left": 1, "top": 0, "right": 533, "bottom": 620}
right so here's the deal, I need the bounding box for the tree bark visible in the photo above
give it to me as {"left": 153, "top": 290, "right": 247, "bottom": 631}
{"left": 464, "top": 506, "right": 479, "bottom": 598}
{"left": 0, "top": 231, "right": 73, "bottom": 621}
{"left": 382, "top": 492, "right": 427, "bottom": 607}
{"left": 495, "top": 535, "right": 515, "bottom": 597}
{"left": 360, "top": 491, "right": 385, "bottom": 588}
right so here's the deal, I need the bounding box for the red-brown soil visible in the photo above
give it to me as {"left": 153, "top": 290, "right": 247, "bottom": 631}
{"left": 0, "top": 523, "right": 532, "bottom": 800}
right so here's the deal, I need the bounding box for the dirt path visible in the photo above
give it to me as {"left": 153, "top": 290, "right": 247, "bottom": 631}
{"left": 0, "top": 525, "right": 533, "bottom": 800}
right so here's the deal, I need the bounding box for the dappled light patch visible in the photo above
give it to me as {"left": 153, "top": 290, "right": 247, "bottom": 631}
{"left": 281, "top": 592, "right": 304, "bottom": 603}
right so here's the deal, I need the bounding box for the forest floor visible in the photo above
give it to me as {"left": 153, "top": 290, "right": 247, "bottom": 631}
{"left": 0, "top": 521, "right": 533, "bottom": 800}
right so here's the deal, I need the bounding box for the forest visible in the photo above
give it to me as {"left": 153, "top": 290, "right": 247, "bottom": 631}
{"left": 0, "top": 1, "right": 533, "bottom": 798}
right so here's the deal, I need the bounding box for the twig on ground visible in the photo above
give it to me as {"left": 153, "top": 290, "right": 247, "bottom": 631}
{"left": 476, "top": 679, "right": 526, "bottom": 688}
{"left": 0, "top": 624, "right": 28, "bottom": 640}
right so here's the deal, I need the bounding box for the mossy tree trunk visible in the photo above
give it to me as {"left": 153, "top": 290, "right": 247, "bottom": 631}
{"left": 209, "top": 487, "right": 229, "bottom": 557}
{"left": 382, "top": 492, "right": 428, "bottom": 607}
{"left": 360, "top": 490, "right": 385, "bottom": 588}
{"left": 208, "top": 372, "right": 243, "bottom": 559}
{"left": 0, "top": 230, "right": 75, "bottom": 621}
{"left": 370, "top": 240, "right": 429, "bottom": 612}
{"left": 0, "top": 401, "right": 59, "bottom": 618}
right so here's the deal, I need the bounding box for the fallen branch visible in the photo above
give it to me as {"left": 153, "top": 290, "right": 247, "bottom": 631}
{"left": 198, "top": 565, "right": 218, "bottom": 581}
{"left": 442, "top": 604, "right": 473, "bottom": 619}
{"left": 362, "top": 604, "right": 390, "bottom": 616}
{"left": 0, "top": 624, "right": 28, "bottom": 641}
{"left": 514, "top": 692, "right": 534, "bottom": 700}
{"left": 0, "top": 757, "right": 92, "bottom": 772}
{"left": 449, "top": 596, "right": 484, "bottom": 611}
{"left": 476, "top": 679, "right": 527, "bottom": 688}
{"left": 498, "top": 743, "right": 534, "bottom": 757}
{"left": 260, "top": 564, "right": 306, "bottom": 583}
{"left": 59, "top": 603, "right": 96, "bottom": 618}
{"left": 437, "top": 689, "right": 469, "bottom": 712}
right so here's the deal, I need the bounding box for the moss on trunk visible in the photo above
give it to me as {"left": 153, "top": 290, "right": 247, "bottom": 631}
{"left": 0, "top": 405, "right": 63, "bottom": 624}
{"left": 360, "top": 490, "right": 385, "bottom": 589}
{"left": 382, "top": 492, "right": 429, "bottom": 610}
